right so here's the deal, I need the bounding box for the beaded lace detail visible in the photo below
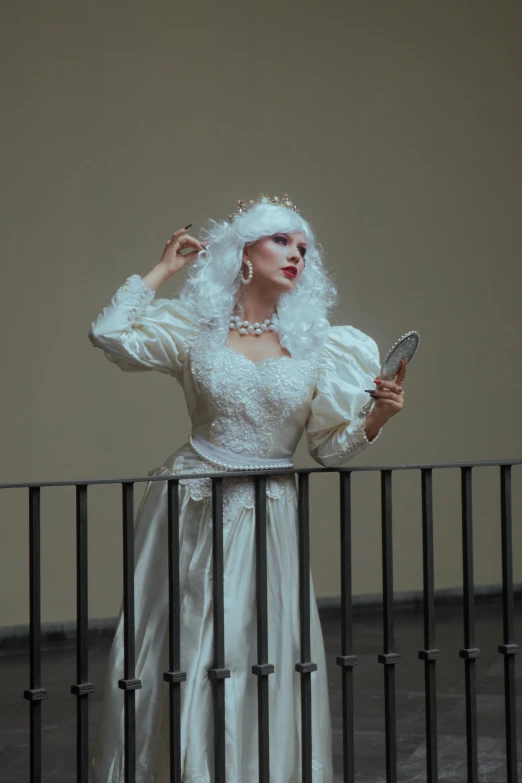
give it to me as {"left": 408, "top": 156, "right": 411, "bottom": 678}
{"left": 172, "top": 455, "right": 291, "bottom": 523}
{"left": 190, "top": 331, "right": 319, "bottom": 459}
{"left": 112, "top": 274, "right": 156, "bottom": 309}
{"left": 93, "top": 275, "right": 158, "bottom": 366}
{"left": 330, "top": 416, "right": 382, "bottom": 462}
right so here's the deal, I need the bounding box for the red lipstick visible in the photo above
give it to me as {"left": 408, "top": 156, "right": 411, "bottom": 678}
{"left": 282, "top": 266, "right": 297, "bottom": 278}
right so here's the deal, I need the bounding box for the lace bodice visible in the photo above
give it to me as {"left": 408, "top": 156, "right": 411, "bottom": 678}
{"left": 187, "top": 330, "right": 319, "bottom": 461}
{"left": 88, "top": 274, "right": 383, "bottom": 467}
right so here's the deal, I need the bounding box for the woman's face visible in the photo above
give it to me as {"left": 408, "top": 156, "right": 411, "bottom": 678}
{"left": 242, "top": 231, "right": 307, "bottom": 294}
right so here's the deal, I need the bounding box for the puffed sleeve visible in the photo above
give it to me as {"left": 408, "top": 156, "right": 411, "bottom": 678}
{"left": 87, "top": 274, "right": 197, "bottom": 379}
{"left": 306, "top": 325, "right": 383, "bottom": 467}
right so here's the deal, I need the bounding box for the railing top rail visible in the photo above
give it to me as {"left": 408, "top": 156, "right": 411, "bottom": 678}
{"left": 0, "top": 458, "right": 520, "bottom": 490}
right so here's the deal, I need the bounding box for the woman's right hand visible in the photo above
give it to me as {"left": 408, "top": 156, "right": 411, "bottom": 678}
{"left": 159, "top": 227, "right": 209, "bottom": 276}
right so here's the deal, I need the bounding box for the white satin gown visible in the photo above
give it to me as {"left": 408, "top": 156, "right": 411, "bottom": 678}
{"left": 87, "top": 274, "right": 382, "bottom": 783}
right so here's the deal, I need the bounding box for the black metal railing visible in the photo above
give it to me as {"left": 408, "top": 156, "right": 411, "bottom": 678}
{"left": 1, "top": 458, "right": 520, "bottom": 783}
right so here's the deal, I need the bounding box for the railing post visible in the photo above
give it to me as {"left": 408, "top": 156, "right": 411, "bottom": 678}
{"left": 208, "top": 476, "right": 230, "bottom": 783}
{"left": 252, "top": 474, "right": 274, "bottom": 783}
{"left": 377, "top": 469, "right": 400, "bottom": 783}
{"left": 162, "top": 478, "right": 187, "bottom": 782}
{"left": 23, "top": 486, "right": 48, "bottom": 783}
{"left": 498, "top": 464, "right": 519, "bottom": 783}
{"left": 70, "top": 484, "right": 95, "bottom": 782}
{"left": 417, "top": 468, "right": 440, "bottom": 783}
{"left": 459, "top": 466, "right": 479, "bottom": 783}
{"left": 336, "top": 470, "right": 358, "bottom": 783}
{"left": 295, "top": 472, "right": 317, "bottom": 783}
{"left": 117, "top": 481, "right": 142, "bottom": 783}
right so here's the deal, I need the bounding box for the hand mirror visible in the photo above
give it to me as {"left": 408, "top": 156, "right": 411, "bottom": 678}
{"left": 358, "top": 330, "right": 420, "bottom": 419}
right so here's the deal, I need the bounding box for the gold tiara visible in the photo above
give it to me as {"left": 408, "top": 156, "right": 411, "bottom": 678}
{"left": 228, "top": 193, "right": 300, "bottom": 221}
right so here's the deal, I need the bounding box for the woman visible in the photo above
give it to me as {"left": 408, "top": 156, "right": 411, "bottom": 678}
{"left": 88, "top": 194, "right": 406, "bottom": 782}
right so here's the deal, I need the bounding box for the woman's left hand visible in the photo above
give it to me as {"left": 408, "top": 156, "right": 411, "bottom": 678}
{"left": 368, "top": 358, "right": 407, "bottom": 426}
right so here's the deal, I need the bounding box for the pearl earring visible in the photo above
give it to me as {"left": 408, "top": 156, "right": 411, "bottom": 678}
{"left": 240, "top": 258, "right": 253, "bottom": 285}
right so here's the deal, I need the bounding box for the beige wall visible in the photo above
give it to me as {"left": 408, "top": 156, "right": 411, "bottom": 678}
{"left": 1, "top": 1, "right": 521, "bottom": 628}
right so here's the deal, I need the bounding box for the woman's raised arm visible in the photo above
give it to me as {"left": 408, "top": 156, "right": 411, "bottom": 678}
{"left": 87, "top": 228, "right": 206, "bottom": 377}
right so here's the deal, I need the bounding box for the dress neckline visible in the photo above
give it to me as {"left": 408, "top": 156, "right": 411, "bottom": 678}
{"left": 222, "top": 343, "right": 293, "bottom": 367}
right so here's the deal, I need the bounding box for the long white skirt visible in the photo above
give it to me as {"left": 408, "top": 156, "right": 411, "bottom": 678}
{"left": 92, "top": 443, "right": 333, "bottom": 783}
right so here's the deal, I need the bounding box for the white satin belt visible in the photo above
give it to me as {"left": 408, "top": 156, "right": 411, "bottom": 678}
{"left": 189, "top": 434, "right": 294, "bottom": 471}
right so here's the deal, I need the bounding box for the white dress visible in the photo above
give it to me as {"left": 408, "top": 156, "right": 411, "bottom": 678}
{"left": 88, "top": 274, "right": 382, "bottom": 783}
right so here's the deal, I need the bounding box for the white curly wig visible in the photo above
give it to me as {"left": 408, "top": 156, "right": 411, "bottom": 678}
{"left": 177, "top": 202, "right": 337, "bottom": 357}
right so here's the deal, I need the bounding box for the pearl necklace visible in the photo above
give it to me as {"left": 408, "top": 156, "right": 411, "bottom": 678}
{"left": 229, "top": 315, "right": 277, "bottom": 336}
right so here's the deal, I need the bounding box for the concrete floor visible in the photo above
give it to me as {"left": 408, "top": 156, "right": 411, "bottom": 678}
{"left": 0, "top": 600, "right": 521, "bottom": 782}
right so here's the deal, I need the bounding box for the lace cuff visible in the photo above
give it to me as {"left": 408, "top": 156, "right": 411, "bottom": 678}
{"left": 361, "top": 417, "right": 383, "bottom": 446}
{"left": 328, "top": 417, "right": 382, "bottom": 463}
{"left": 112, "top": 274, "right": 156, "bottom": 310}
